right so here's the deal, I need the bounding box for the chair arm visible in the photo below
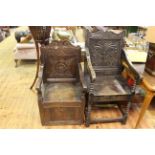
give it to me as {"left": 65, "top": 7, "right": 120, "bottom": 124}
{"left": 36, "top": 65, "right": 44, "bottom": 93}
{"left": 122, "top": 50, "right": 142, "bottom": 84}
{"left": 78, "top": 62, "right": 87, "bottom": 91}
{"left": 85, "top": 49, "right": 96, "bottom": 82}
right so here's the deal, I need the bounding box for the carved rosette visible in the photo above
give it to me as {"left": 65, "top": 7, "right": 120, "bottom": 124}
{"left": 48, "top": 57, "right": 75, "bottom": 77}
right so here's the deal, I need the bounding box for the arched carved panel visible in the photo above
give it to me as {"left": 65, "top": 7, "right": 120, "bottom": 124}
{"left": 41, "top": 41, "right": 81, "bottom": 79}
{"left": 89, "top": 39, "right": 122, "bottom": 66}
{"left": 87, "top": 30, "right": 125, "bottom": 75}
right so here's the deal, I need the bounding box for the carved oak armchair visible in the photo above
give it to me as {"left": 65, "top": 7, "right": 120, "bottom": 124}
{"left": 84, "top": 30, "right": 142, "bottom": 127}
{"left": 36, "top": 41, "right": 86, "bottom": 125}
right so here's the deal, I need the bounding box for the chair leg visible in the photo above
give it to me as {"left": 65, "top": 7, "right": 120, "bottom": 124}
{"left": 135, "top": 91, "right": 154, "bottom": 128}
{"left": 14, "top": 59, "right": 18, "bottom": 67}
{"left": 85, "top": 104, "right": 91, "bottom": 127}
{"left": 121, "top": 101, "right": 131, "bottom": 125}
{"left": 121, "top": 115, "right": 127, "bottom": 125}
{"left": 85, "top": 94, "right": 92, "bottom": 127}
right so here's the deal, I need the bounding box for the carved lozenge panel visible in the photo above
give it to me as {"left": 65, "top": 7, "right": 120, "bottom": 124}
{"left": 89, "top": 39, "right": 122, "bottom": 67}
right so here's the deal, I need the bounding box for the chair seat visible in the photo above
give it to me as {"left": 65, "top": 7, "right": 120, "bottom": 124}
{"left": 43, "top": 82, "right": 82, "bottom": 103}
{"left": 91, "top": 75, "right": 131, "bottom": 97}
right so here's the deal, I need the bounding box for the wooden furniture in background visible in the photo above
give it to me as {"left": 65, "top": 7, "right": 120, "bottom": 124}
{"left": 0, "top": 26, "right": 10, "bottom": 41}
{"left": 135, "top": 72, "right": 155, "bottom": 128}
{"left": 29, "top": 26, "right": 51, "bottom": 89}
{"left": 84, "top": 30, "right": 141, "bottom": 127}
{"left": 36, "top": 41, "right": 86, "bottom": 125}
{"left": 145, "top": 27, "right": 155, "bottom": 76}
{"left": 145, "top": 43, "right": 155, "bottom": 76}
{"left": 13, "top": 43, "right": 37, "bottom": 67}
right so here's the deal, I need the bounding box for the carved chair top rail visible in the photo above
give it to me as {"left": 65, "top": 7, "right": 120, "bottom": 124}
{"left": 88, "top": 30, "right": 125, "bottom": 39}
{"left": 86, "top": 30, "right": 125, "bottom": 47}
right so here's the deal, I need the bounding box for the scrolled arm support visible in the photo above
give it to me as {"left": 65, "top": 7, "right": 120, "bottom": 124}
{"left": 78, "top": 62, "right": 87, "bottom": 91}
{"left": 85, "top": 48, "right": 96, "bottom": 82}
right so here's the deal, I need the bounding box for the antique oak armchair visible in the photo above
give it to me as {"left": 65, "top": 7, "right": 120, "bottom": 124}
{"left": 29, "top": 26, "right": 51, "bottom": 89}
{"left": 84, "top": 30, "right": 142, "bottom": 127}
{"left": 36, "top": 41, "right": 86, "bottom": 125}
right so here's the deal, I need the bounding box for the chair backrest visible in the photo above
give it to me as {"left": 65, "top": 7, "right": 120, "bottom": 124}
{"left": 87, "top": 30, "right": 125, "bottom": 75}
{"left": 29, "top": 26, "right": 51, "bottom": 45}
{"left": 41, "top": 41, "right": 81, "bottom": 82}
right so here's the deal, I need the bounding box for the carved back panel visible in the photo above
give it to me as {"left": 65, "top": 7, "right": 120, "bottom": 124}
{"left": 41, "top": 41, "right": 81, "bottom": 81}
{"left": 87, "top": 31, "right": 125, "bottom": 75}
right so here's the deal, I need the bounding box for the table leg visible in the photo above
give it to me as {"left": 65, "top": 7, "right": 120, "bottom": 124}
{"left": 135, "top": 90, "right": 154, "bottom": 128}
{"left": 30, "top": 42, "right": 40, "bottom": 89}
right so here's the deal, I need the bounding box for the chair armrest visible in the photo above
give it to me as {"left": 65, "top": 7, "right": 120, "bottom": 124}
{"left": 85, "top": 48, "right": 96, "bottom": 82}
{"left": 122, "top": 50, "right": 142, "bottom": 85}
{"left": 78, "top": 62, "right": 87, "bottom": 91}
{"left": 36, "top": 65, "right": 44, "bottom": 93}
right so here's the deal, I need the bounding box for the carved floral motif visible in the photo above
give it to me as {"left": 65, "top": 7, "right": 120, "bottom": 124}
{"left": 89, "top": 40, "right": 121, "bottom": 67}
